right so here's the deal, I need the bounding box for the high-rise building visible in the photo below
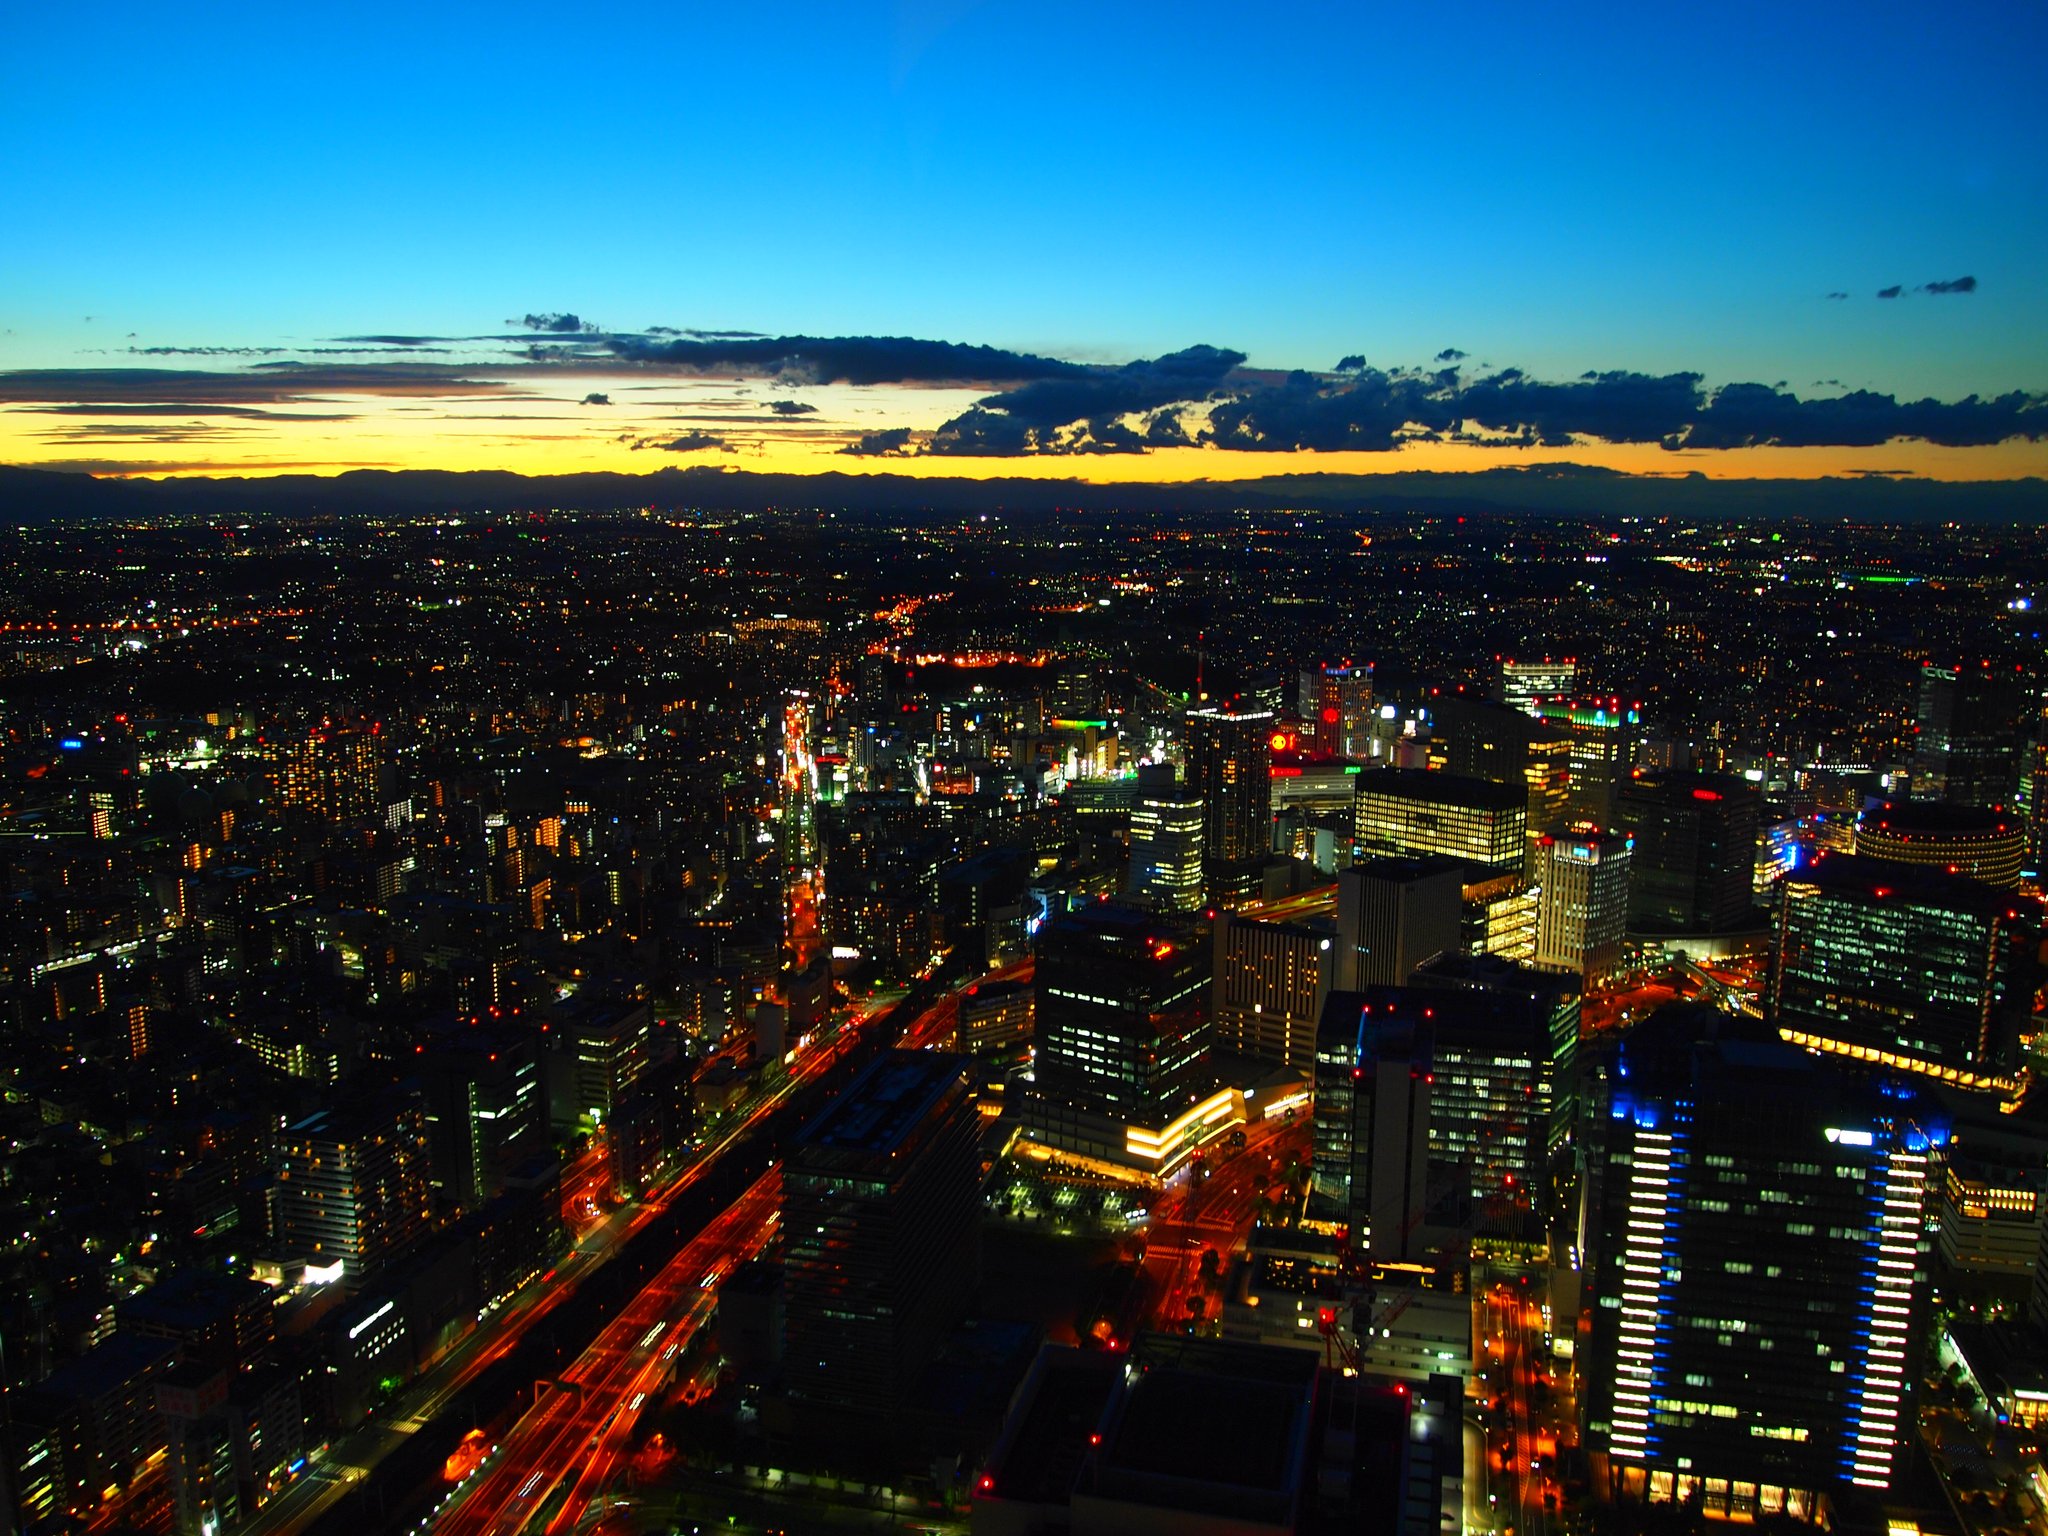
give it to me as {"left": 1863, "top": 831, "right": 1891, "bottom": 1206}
{"left": 1353, "top": 768, "right": 1526, "bottom": 874}
{"left": 1305, "top": 661, "right": 1374, "bottom": 757}
{"left": 782, "top": 1050, "right": 980, "bottom": 1415}
{"left": 1615, "top": 772, "right": 1761, "bottom": 934}
{"left": 1125, "top": 762, "right": 1204, "bottom": 913}
{"left": 546, "top": 998, "right": 650, "bottom": 1131}
{"left": 1768, "top": 854, "right": 2037, "bottom": 1096}
{"left": 1853, "top": 799, "right": 2024, "bottom": 889}
{"left": 958, "top": 978, "right": 1033, "bottom": 1075}
{"left": 1309, "top": 993, "right": 1433, "bottom": 1260}
{"left": 1913, "top": 661, "right": 2028, "bottom": 808}
{"left": 1429, "top": 694, "right": 1572, "bottom": 868}
{"left": 1335, "top": 856, "right": 1464, "bottom": 989}
{"left": 1210, "top": 910, "right": 1337, "bottom": 1069}
{"left": 1407, "top": 949, "right": 1583, "bottom": 1165}
{"left": 274, "top": 1096, "right": 432, "bottom": 1283}
{"left": 416, "top": 1018, "right": 545, "bottom": 1210}
{"left": 1497, "top": 657, "right": 1576, "bottom": 717}
{"left": 1532, "top": 827, "right": 1631, "bottom": 987}
{"left": 1185, "top": 706, "right": 1275, "bottom": 905}
{"left": 262, "top": 721, "right": 384, "bottom": 823}
{"left": 1535, "top": 699, "right": 1642, "bottom": 828}
{"left": 1027, "top": 904, "right": 1218, "bottom": 1174}
{"left": 1581, "top": 1007, "right": 1946, "bottom": 1507}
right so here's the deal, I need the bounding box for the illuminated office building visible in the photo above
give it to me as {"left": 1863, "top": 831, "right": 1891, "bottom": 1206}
{"left": 1536, "top": 698, "right": 1642, "bottom": 827}
{"left": 1913, "top": 661, "right": 2027, "bottom": 808}
{"left": 1210, "top": 909, "right": 1337, "bottom": 1069}
{"left": 1027, "top": 904, "right": 1219, "bottom": 1175}
{"left": 1582, "top": 1007, "right": 1944, "bottom": 1508}
{"left": 1768, "top": 854, "right": 2036, "bottom": 1095}
{"left": 1533, "top": 828, "right": 1631, "bottom": 987}
{"left": 1125, "top": 762, "right": 1205, "bottom": 913}
{"left": 1615, "top": 772, "right": 1761, "bottom": 933}
{"left": 1853, "top": 799, "right": 2024, "bottom": 889}
{"left": 1185, "top": 705, "right": 1275, "bottom": 905}
{"left": 1498, "top": 657, "right": 1576, "bottom": 717}
{"left": 1407, "top": 949, "right": 1583, "bottom": 1164}
{"left": 783, "top": 1050, "right": 980, "bottom": 1414}
{"left": 1304, "top": 660, "right": 1374, "bottom": 756}
{"left": 1429, "top": 694, "right": 1572, "bottom": 870}
{"left": 1353, "top": 768, "right": 1526, "bottom": 874}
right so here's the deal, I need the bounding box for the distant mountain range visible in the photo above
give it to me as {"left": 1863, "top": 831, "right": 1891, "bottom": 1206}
{"left": 2, "top": 462, "right": 2042, "bottom": 522}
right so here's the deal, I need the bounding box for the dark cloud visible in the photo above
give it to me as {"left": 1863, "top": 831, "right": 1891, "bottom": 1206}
{"left": 920, "top": 345, "right": 1245, "bottom": 456}
{"left": 768, "top": 399, "right": 817, "bottom": 416}
{"left": 580, "top": 392, "right": 612, "bottom": 406}
{"left": 600, "top": 333, "right": 1091, "bottom": 388}
{"left": 1435, "top": 348, "right": 1468, "bottom": 362}
{"left": 1920, "top": 276, "right": 1978, "bottom": 295}
{"left": 334, "top": 334, "right": 448, "bottom": 346}
{"left": 839, "top": 428, "right": 917, "bottom": 456}
{"left": 844, "top": 354, "right": 2046, "bottom": 459}
{"left": 513, "top": 312, "right": 596, "bottom": 333}
{"left": 127, "top": 345, "right": 290, "bottom": 356}
{"left": 1826, "top": 292, "right": 1849, "bottom": 300}
{"left": 1335, "top": 355, "right": 1368, "bottom": 372}
{"left": 0, "top": 365, "right": 513, "bottom": 405}
{"left": 14, "top": 403, "right": 356, "bottom": 421}
{"left": 1877, "top": 285, "right": 1904, "bottom": 299}
{"left": 633, "top": 431, "right": 731, "bottom": 453}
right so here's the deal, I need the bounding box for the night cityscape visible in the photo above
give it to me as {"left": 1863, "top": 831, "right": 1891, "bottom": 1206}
{"left": 2, "top": 5, "right": 2046, "bottom": 1536}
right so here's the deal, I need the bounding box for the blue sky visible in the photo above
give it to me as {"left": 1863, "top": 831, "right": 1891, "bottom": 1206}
{"left": 1, "top": 1, "right": 2042, "bottom": 478}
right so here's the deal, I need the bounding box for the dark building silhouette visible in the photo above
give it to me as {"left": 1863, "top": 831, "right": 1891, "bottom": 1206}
{"left": 1185, "top": 706, "right": 1274, "bottom": 905}
{"left": 1615, "top": 771, "right": 1760, "bottom": 934}
{"left": 782, "top": 1050, "right": 980, "bottom": 1415}
{"left": 1913, "top": 661, "right": 2028, "bottom": 809}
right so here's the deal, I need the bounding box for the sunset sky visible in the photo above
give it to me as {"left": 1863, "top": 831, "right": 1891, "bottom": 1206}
{"left": 3, "top": 0, "right": 2042, "bottom": 483}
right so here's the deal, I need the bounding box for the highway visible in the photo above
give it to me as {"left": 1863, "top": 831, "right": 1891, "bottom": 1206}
{"left": 435, "top": 1175, "right": 782, "bottom": 1536}
{"left": 241, "top": 985, "right": 916, "bottom": 1536}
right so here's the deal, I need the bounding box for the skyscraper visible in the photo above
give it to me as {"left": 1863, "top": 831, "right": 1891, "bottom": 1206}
{"left": 1615, "top": 772, "right": 1761, "bottom": 934}
{"left": 1913, "top": 661, "right": 2028, "bottom": 808}
{"left": 1309, "top": 994, "right": 1433, "bottom": 1260}
{"left": 274, "top": 1095, "right": 432, "bottom": 1283}
{"left": 1853, "top": 799, "right": 2025, "bottom": 889}
{"left": 783, "top": 1050, "right": 980, "bottom": 1415}
{"left": 1582, "top": 1006, "right": 1945, "bottom": 1507}
{"left": 1353, "top": 768, "right": 1527, "bottom": 873}
{"left": 1497, "top": 657, "right": 1577, "bottom": 717}
{"left": 1769, "top": 853, "right": 2036, "bottom": 1095}
{"left": 1334, "top": 856, "right": 1464, "bottom": 989}
{"left": 1210, "top": 909, "right": 1337, "bottom": 1069}
{"left": 1028, "top": 904, "right": 1217, "bottom": 1173}
{"left": 1532, "top": 827, "right": 1631, "bottom": 986}
{"left": 1429, "top": 693, "right": 1572, "bottom": 868}
{"left": 1125, "top": 762, "right": 1204, "bottom": 912}
{"left": 1185, "top": 706, "right": 1275, "bottom": 905}
{"left": 1536, "top": 698, "right": 1642, "bottom": 828}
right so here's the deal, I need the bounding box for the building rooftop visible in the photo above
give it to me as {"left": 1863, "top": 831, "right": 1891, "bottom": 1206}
{"left": 1856, "top": 800, "right": 2019, "bottom": 838}
{"left": 794, "top": 1048, "right": 971, "bottom": 1159}
{"left": 1793, "top": 852, "right": 2023, "bottom": 917}
{"left": 1355, "top": 768, "right": 1525, "bottom": 812}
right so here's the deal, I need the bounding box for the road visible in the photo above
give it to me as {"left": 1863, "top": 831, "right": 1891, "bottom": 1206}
{"left": 1478, "top": 1268, "right": 1565, "bottom": 1536}
{"left": 1136, "top": 1116, "right": 1309, "bottom": 1336}
{"left": 435, "top": 1175, "right": 782, "bottom": 1536}
{"left": 239, "top": 990, "right": 906, "bottom": 1536}
{"left": 432, "top": 983, "right": 964, "bottom": 1536}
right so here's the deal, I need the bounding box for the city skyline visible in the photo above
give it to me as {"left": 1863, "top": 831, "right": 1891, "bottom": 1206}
{"left": 3, "top": 0, "right": 2044, "bottom": 484}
